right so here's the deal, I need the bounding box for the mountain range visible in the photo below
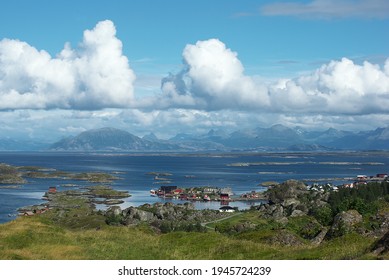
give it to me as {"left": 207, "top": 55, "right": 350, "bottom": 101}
{"left": 50, "top": 125, "right": 389, "bottom": 152}
{"left": 2, "top": 125, "right": 389, "bottom": 152}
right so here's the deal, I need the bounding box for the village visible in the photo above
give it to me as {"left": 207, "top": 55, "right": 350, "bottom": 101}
{"left": 151, "top": 172, "right": 389, "bottom": 203}
{"left": 150, "top": 185, "right": 265, "bottom": 202}
{"left": 306, "top": 173, "right": 389, "bottom": 192}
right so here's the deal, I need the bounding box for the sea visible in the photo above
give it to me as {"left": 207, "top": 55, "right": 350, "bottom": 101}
{"left": 1, "top": 151, "right": 389, "bottom": 224}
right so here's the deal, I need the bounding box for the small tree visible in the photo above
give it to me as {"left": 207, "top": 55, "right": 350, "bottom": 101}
{"left": 311, "top": 206, "right": 333, "bottom": 226}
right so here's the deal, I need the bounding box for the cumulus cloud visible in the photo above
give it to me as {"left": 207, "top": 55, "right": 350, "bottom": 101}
{"left": 0, "top": 20, "right": 136, "bottom": 110}
{"left": 2, "top": 21, "right": 389, "bottom": 135}
{"left": 261, "top": 0, "right": 389, "bottom": 19}
{"left": 159, "top": 39, "right": 270, "bottom": 110}
{"left": 270, "top": 58, "right": 389, "bottom": 114}
{"left": 157, "top": 38, "right": 389, "bottom": 116}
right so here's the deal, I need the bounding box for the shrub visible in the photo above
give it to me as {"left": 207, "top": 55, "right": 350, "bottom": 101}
{"left": 328, "top": 182, "right": 388, "bottom": 217}
{"left": 286, "top": 216, "right": 322, "bottom": 239}
{"left": 311, "top": 206, "right": 333, "bottom": 226}
{"left": 105, "top": 214, "right": 123, "bottom": 226}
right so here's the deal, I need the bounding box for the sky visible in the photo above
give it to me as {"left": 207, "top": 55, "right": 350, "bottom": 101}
{"left": 0, "top": 0, "right": 388, "bottom": 141}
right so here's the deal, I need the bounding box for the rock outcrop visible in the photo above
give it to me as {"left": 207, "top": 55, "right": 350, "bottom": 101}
{"left": 259, "top": 180, "right": 313, "bottom": 219}
{"left": 328, "top": 210, "right": 363, "bottom": 237}
{"left": 311, "top": 228, "right": 329, "bottom": 246}
{"left": 372, "top": 230, "right": 389, "bottom": 255}
{"left": 122, "top": 207, "right": 156, "bottom": 225}
{"left": 259, "top": 180, "right": 332, "bottom": 222}
{"left": 104, "top": 202, "right": 231, "bottom": 232}
{"left": 268, "top": 230, "right": 304, "bottom": 246}
{"left": 266, "top": 180, "right": 307, "bottom": 204}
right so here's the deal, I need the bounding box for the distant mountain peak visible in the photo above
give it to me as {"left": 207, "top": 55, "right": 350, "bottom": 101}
{"left": 143, "top": 132, "right": 159, "bottom": 141}
{"left": 50, "top": 127, "right": 179, "bottom": 151}
{"left": 85, "top": 127, "right": 122, "bottom": 133}
{"left": 169, "top": 133, "right": 196, "bottom": 141}
{"left": 206, "top": 128, "right": 228, "bottom": 138}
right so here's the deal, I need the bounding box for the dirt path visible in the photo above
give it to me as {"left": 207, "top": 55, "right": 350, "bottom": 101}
{"left": 201, "top": 212, "right": 243, "bottom": 230}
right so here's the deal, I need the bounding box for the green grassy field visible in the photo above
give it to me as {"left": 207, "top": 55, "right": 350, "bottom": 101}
{"left": 0, "top": 212, "right": 385, "bottom": 260}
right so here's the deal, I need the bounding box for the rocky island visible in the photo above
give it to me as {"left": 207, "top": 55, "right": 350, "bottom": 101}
{"left": 0, "top": 163, "right": 26, "bottom": 184}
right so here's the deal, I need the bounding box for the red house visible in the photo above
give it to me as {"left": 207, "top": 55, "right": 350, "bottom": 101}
{"left": 48, "top": 187, "right": 57, "bottom": 194}
{"left": 173, "top": 188, "right": 184, "bottom": 195}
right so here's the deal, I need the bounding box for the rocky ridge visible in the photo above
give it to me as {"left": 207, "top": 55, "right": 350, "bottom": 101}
{"left": 105, "top": 202, "right": 233, "bottom": 233}
{"left": 257, "top": 180, "right": 389, "bottom": 249}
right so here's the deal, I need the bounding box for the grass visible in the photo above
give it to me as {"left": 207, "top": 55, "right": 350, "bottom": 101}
{"left": 0, "top": 214, "right": 385, "bottom": 260}
{"left": 86, "top": 185, "right": 130, "bottom": 198}
{"left": 0, "top": 163, "right": 26, "bottom": 184}
{"left": 206, "top": 211, "right": 259, "bottom": 229}
{"left": 72, "top": 172, "right": 118, "bottom": 183}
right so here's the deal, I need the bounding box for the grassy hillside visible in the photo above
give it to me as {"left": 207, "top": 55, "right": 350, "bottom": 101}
{"left": 1, "top": 179, "right": 389, "bottom": 260}
{"left": 0, "top": 212, "right": 386, "bottom": 260}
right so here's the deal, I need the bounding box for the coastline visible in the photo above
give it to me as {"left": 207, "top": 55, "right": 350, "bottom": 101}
{"left": 2, "top": 151, "right": 389, "bottom": 224}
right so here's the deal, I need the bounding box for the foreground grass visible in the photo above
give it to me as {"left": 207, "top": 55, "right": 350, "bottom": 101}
{"left": 0, "top": 215, "right": 385, "bottom": 260}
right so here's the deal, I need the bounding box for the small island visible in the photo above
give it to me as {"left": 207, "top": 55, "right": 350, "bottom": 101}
{"left": 0, "top": 163, "right": 27, "bottom": 184}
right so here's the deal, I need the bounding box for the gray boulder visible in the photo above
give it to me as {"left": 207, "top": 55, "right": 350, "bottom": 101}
{"left": 124, "top": 207, "right": 155, "bottom": 222}
{"left": 290, "top": 209, "right": 305, "bottom": 217}
{"left": 311, "top": 228, "right": 329, "bottom": 246}
{"left": 270, "top": 204, "right": 284, "bottom": 218}
{"left": 106, "top": 206, "right": 122, "bottom": 217}
{"left": 234, "top": 222, "right": 256, "bottom": 233}
{"left": 281, "top": 198, "right": 300, "bottom": 208}
{"left": 266, "top": 180, "right": 307, "bottom": 204}
{"left": 329, "top": 210, "right": 363, "bottom": 237}
{"left": 268, "top": 230, "right": 304, "bottom": 246}
{"left": 372, "top": 230, "right": 389, "bottom": 255}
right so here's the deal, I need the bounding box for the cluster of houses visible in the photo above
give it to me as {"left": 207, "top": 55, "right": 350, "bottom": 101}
{"left": 239, "top": 190, "right": 265, "bottom": 199}
{"left": 306, "top": 173, "right": 389, "bottom": 191}
{"left": 356, "top": 173, "right": 388, "bottom": 182}
{"left": 151, "top": 185, "right": 267, "bottom": 213}
{"left": 151, "top": 185, "right": 235, "bottom": 202}
{"left": 307, "top": 183, "right": 339, "bottom": 192}
{"left": 342, "top": 173, "right": 388, "bottom": 188}
{"left": 17, "top": 187, "right": 57, "bottom": 216}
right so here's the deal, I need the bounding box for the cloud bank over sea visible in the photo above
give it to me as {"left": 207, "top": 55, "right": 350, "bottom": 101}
{"left": 1, "top": 20, "right": 389, "bottom": 139}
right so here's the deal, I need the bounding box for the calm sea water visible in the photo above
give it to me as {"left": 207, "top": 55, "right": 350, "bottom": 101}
{"left": 1, "top": 151, "right": 389, "bottom": 224}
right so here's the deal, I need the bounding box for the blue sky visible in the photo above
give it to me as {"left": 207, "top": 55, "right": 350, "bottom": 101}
{"left": 0, "top": 0, "right": 389, "bottom": 141}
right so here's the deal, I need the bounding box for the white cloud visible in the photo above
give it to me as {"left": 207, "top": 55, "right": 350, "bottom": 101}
{"left": 0, "top": 20, "right": 136, "bottom": 110}
{"left": 2, "top": 22, "right": 388, "bottom": 118}
{"left": 58, "top": 126, "right": 87, "bottom": 134}
{"left": 157, "top": 39, "right": 389, "bottom": 116}
{"left": 270, "top": 58, "right": 389, "bottom": 114}
{"left": 3, "top": 107, "right": 389, "bottom": 142}
{"left": 261, "top": 0, "right": 389, "bottom": 19}
{"left": 158, "top": 39, "right": 270, "bottom": 110}
{"left": 1, "top": 21, "right": 389, "bottom": 137}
